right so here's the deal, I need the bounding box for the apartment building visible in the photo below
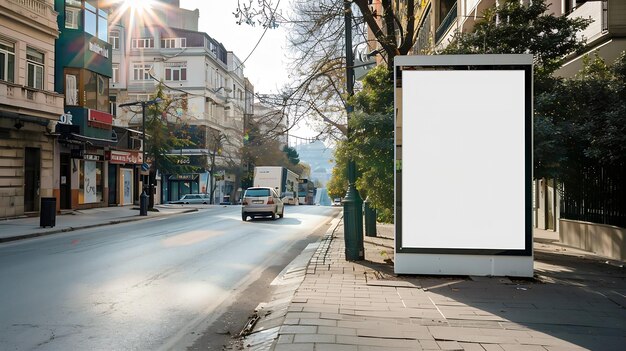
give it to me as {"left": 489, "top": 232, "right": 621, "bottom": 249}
{"left": 0, "top": 0, "right": 64, "bottom": 218}
{"left": 107, "top": 0, "right": 252, "bottom": 204}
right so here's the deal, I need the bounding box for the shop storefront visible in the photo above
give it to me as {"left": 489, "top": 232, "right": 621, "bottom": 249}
{"left": 163, "top": 172, "right": 210, "bottom": 203}
{"left": 105, "top": 150, "right": 142, "bottom": 206}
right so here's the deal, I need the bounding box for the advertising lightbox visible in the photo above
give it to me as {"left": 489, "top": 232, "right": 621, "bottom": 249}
{"left": 394, "top": 55, "right": 533, "bottom": 277}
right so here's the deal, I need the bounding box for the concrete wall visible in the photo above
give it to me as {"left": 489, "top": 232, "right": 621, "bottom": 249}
{"left": 560, "top": 219, "right": 626, "bottom": 262}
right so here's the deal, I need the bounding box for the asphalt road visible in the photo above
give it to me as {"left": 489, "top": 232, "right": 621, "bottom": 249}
{"left": 0, "top": 205, "right": 340, "bottom": 350}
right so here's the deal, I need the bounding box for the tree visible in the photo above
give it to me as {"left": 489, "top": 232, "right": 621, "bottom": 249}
{"left": 537, "top": 53, "right": 626, "bottom": 175}
{"left": 235, "top": 0, "right": 423, "bottom": 138}
{"left": 327, "top": 65, "right": 395, "bottom": 221}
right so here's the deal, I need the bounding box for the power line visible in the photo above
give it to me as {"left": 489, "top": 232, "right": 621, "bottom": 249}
{"left": 235, "top": 0, "right": 282, "bottom": 72}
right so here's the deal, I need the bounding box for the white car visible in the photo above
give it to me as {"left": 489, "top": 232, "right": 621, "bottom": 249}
{"left": 332, "top": 198, "right": 342, "bottom": 206}
{"left": 171, "top": 194, "right": 210, "bottom": 204}
{"left": 242, "top": 187, "right": 285, "bottom": 221}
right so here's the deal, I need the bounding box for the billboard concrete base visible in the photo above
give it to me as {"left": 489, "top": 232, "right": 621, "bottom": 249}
{"left": 395, "top": 253, "right": 534, "bottom": 277}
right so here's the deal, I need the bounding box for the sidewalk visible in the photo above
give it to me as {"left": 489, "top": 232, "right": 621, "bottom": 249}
{"left": 0, "top": 205, "right": 197, "bottom": 243}
{"left": 245, "top": 219, "right": 626, "bottom": 351}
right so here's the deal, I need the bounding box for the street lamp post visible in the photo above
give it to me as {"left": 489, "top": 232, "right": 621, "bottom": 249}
{"left": 343, "top": 0, "right": 364, "bottom": 261}
{"left": 119, "top": 98, "right": 161, "bottom": 216}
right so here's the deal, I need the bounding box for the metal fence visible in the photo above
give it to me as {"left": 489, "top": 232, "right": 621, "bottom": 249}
{"left": 560, "top": 163, "right": 626, "bottom": 228}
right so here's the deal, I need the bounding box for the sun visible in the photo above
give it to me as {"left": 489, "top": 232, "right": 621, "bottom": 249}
{"left": 124, "top": 0, "right": 155, "bottom": 12}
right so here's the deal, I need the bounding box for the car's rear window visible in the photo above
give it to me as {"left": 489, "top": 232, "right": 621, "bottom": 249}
{"left": 245, "top": 189, "right": 271, "bottom": 197}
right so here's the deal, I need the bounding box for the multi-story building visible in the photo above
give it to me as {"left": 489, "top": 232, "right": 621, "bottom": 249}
{"left": 0, "top": 0, "right": 64, "bottom": 218}
{"left": 556, "top": 0, "right": 626, "bottom": 76}
{"left": 53, "top": 0, "right": 114, "bottom": 210}
{"left": 107, "top": 0, "right": 252, "bottom": 204}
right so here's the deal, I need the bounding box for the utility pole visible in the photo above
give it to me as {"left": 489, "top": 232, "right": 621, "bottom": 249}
{"left": 342, "top": 0, "right": 364, "bottom": 261}
{"left": 119, "top": 98, "right": 161, "bottom": 215}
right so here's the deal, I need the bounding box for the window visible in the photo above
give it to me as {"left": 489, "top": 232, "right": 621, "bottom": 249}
{"left": 110, "top": 95, "right": 117, "bottom": 116}
{"left": 109, "top": 31, "right": 119, "bottom": 50}
{"left": 84, "top": 70, "right": 97, "bottom": 109}
{"left": 97, "top": 74, "right": 109, "bottom": 112}
{"left": 79, "top": 160, "right": 103, "bottom": 204}
{"left": 132, "top": 38, "right": 154, "bottom": 49}
{"left": 161, "top": 38, "right": 186, "bottom": 49}
{"left": 65, "top": 68, "right": 109, "bottom": 112}
{"left": 0, "top": 40, "right": 15, "bottom": 83}
{"left": 97, "top": 8, "right": 108, "bottom": 41}
{"left": 65, "top": 1, "right": 107, "bottom": 40}
{"left": 84, "top": 1, "right": 97, "bottom": 37}
{"left": 165, "top": 62, "right": 187, "bottom": 81}
{"left": 112, "top": 64, "right": 119, "bottom": 83}
{"left": 26, "top": 47, "right": 44, "bottom": 90}
{"left": 65, "top": 68, "right": 80, "bottom": 105}
{"left": 132, "top": 63, "right": 152, "bottom": 80}
{"left": 65, "top": 6, "right": 81, "bottom": 29}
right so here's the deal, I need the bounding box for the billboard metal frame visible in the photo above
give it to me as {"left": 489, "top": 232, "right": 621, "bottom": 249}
{"left": 394, "top": 55, "right": 534, "bottom": 276}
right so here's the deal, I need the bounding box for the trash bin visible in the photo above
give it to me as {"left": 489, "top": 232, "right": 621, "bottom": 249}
{"left": 364, "top": 198, "right": 377, "bottom": 237}
{"left": 40, "top": 197, "right": 56, "bottom": 228}
{"left": 139, "top": 191, "right": 148, "bottom": 216}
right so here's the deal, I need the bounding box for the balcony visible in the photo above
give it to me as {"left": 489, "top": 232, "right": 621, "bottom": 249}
{"left": 0, "top": 81, "right": 64, "bottom": 120}
{"left": 435, "top": 2, "right": 458, "bottom": 44}
{"left": 568, "top": 0, "right": 608, "bottom": 44}
{"left": 1, "top": 0, "right": 58, "bottom": 36}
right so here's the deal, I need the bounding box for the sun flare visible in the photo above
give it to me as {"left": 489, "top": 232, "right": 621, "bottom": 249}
{"left": 124, "top": 0, "right": 155, "bottom": 12}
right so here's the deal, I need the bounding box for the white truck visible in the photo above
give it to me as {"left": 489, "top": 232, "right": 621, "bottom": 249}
{"left": 253, "top": 166, "right": 299, "bottom": 205}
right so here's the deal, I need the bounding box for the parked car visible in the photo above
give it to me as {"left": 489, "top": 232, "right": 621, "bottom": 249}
{"left": 332, "top": 198, "right": 342, "bottom": 206}
{"left": 281, "top": 192, "right": 297, "bottom": 205}
{"left": 241, "top": 187, "right": 284, "bottom": 221}
{"left": 171, "top": 194, "right": 210, "bottom": 204}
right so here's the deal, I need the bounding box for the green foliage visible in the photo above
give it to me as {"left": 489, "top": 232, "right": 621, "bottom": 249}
{"left": 443, "top": 0, "right": 591, "bottom": 79}
{"left": 282, "top": 145, "right": 300, "bottom": 165}
{"left": 328, "top": 66, "right": 395, "bottom": 222}
{"left": 535, "top": 52, "right": 626, "bottom": 179}
{"left": 326, "top": 141, "right": 349, "bottom": 200}
{"left": 349, "top": 65, "right": 394, "bottom": 114}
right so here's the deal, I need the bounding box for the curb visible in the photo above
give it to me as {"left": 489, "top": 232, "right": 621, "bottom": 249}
{"left": 0, "top": 208, "right": 198, "bottom": 243}
{"left": 241, "top": 212, "right": 344, "bottom": 350}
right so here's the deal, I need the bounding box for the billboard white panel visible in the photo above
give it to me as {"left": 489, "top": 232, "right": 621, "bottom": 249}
{"left": 402, "top": 70, "right": 526, "bottom": 250}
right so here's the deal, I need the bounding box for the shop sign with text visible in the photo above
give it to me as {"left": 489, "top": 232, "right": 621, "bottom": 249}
{"left": 106, "top": 150, "right": 143, "bottom": 165}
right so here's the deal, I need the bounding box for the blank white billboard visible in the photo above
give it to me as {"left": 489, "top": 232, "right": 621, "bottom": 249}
{"left": 402, "top": 70, "right": 526, "bottom": 250}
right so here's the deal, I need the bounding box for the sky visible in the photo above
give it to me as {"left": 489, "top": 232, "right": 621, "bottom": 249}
{"left": 179, "top": 0, "right": 291, "bottom": 95}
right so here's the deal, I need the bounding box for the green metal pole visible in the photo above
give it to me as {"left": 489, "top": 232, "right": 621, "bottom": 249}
{"left": 343, "top": 0, "right": 364, "bottom": 261}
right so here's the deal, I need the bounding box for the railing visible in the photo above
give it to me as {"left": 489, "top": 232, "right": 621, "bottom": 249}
{"left": 7, "top": 0, "right": 50, "bottom": 16}
{"left": 561, "top": 163, "right": 626, "bottom": 228}
{"left": 415, "top": 8, "right": 432, "bottom": 54}
{"left": 0, "top": 81, "right": 63, "bottom": 117}
{"left": 435, "top": 2, "right": 457, "bottom": 43}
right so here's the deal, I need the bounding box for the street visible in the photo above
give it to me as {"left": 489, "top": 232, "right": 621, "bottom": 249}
{"left": 0, "top": 205, "right": 340, "bottom": 350}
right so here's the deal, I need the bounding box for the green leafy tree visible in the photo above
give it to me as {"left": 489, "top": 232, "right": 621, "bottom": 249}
{"left": 282, "top": 145, "right": 300, "bottom": 165}
{"left": 328, "top": 65, "right": 395, "bottom": 222}
{"left": 538, "top": 53, "right": 626, "bottom": 174}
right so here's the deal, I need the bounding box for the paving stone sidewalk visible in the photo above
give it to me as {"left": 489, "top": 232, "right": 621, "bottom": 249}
{"left": 262, "top": 219, "right": 626, "bottom": 351}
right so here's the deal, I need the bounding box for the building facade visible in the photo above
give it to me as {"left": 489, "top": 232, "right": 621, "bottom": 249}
{"left": 53, "top": 0, "right": 114, "bottom": 210}
{"left": 0, "top": 0, "right": 64, "bottom": 218}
